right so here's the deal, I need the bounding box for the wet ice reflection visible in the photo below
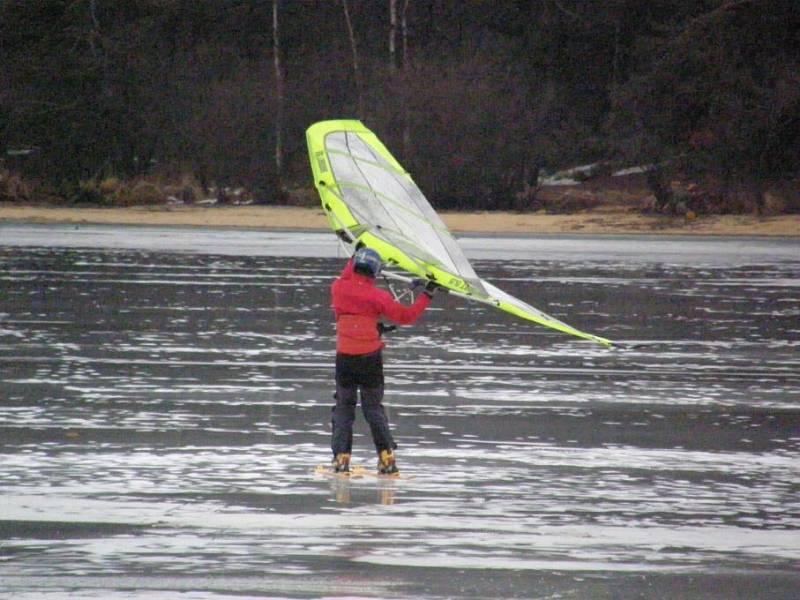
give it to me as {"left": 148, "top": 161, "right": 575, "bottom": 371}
{"left": 1, "top": 232, "right": 799, "bottom": 599}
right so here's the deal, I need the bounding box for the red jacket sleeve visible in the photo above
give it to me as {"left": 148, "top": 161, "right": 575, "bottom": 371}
{"left": 339, "top": 258, "right": 354, "bottom": 278}
{"left": 376, "top": 289, "right": 431, "bottom": 325}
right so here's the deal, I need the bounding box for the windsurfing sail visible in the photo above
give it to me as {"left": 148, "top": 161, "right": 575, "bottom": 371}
{"left": 306, "top": 119, "right": 613, "bottom": 348}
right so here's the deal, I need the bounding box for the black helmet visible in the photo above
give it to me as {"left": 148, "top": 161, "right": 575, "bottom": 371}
{"left": 353, "top": 247, "right": 383, "bottom": 278}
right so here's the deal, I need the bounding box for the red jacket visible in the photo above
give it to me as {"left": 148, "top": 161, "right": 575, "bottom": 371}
{"left": 332, "top": 258, "right": 431, "bottom": 355}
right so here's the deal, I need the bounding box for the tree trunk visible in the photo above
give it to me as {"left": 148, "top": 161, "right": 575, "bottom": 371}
{"left": 611, "top": 17, "right": 621, "bottom": 86}
{"left": 87, "top": 0, "right": 110, "bottom": 97}
{"left": 389, "top": 0, "right": 397, "bottom": 72}
{"left": 401, "top": 0, "right": 411, "bottom": 160}
{"left": 342, "top": 0, "right": 364, "bottom": 119}
{"left": 272, "top": 0, "right": 284, "bottom": 186}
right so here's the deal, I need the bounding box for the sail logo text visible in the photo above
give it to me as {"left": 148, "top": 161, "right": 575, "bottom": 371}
{"left": 448, "top": 277, "right": 469, "bottom": 292}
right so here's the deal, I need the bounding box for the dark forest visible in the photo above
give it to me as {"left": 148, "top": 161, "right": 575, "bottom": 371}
{"left": 1, "top": 0, "right": 798, "bottom": 213}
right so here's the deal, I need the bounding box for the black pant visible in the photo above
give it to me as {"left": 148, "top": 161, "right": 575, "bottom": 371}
{"left": 332, "top": 350, "right": 397, "bottom": 456}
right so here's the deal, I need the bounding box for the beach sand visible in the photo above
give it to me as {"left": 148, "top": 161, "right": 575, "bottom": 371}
{"left": 1, "top": 203, "right": 798, "bottom": 236}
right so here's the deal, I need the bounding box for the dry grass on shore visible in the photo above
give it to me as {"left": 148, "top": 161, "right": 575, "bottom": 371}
{"left": 1, "top": 202, "right": 798, "bottom": 236}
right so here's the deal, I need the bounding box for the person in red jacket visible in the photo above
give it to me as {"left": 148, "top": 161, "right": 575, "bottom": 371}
{"left": 330, "top": 247, "right": 438, "bottom": 475}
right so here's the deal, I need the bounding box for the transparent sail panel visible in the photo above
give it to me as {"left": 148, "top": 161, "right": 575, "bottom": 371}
{"left": 325, "top": 130, "right": 483, "bottom": 291}
{"left": 328, "top": 161, "right": 388, "bottom": 225}
{"left": 480, "top": 279, "right": 573, "bottom": 329}
{"left": 343, "top": 131, "right": 385, "bottom": 163}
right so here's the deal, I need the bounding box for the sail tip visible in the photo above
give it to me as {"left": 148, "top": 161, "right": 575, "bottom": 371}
{"left": 597, "top": 337, "right": 617, "bottom": 350}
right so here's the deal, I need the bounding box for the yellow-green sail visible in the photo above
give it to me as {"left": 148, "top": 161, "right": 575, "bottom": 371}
{"left": 306, "top": 119, "right": 613, "bottom": 348}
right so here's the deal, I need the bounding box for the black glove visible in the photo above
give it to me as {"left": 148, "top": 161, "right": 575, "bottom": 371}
{"left": 423, "top": 280, "right": 443, "bottom": 297}
{"left": 377, "top": 322, "right": 397, "bottom": 337}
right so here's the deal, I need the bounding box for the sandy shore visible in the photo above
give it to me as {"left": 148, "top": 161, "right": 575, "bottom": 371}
{"left": 1, "top": 203, "right": 798, "bottom": 236}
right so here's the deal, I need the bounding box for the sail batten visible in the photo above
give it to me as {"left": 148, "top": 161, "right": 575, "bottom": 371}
{"left": 306, "top": 119, "right": 613, "bottom": 348}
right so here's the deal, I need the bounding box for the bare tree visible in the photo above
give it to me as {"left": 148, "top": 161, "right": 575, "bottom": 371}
{"left": 388, "top": 0, "right": 411, "bottom": 159}
{"left": 342, "top": 0, "right": 364, "bottom": 119}
{"left": 389, "top": 0, "right": 397, "bottom": 72}
{"left": 401, "top": 0, "right": 411, "bottom": 159}
{"left": 272, "top": 0, "right": 284, "bottom": 184}
{"left": 87, "top": 0, "right": 111, "bottom": 98}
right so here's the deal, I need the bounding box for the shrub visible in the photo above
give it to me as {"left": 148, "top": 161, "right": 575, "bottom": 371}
{"left": 73, "top": 179, "right": 105, "bottom": 205}
{"left": 124, "top": 180, "right": 165, "bottom": 206}
{"left": 0, "top": 168, "right": 30, "bottom": 202}
{"left": 163, "top": 173, "right": 204, "bottom": 204}
{"left": 99, "top": 176, "right": 122, "bottom": 196}
{"left": 764, "top": 180, "right": 800, "bottom": 214}
{"left": 283, "top": 185, "right": 319, "bottom": 207}
{"left": 71, "top": 176, "right": 168, "bottom": 206}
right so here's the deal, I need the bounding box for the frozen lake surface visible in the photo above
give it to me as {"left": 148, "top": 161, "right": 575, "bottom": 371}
{"left": 1, "top": 224, "right": 799, "bottom": 599}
